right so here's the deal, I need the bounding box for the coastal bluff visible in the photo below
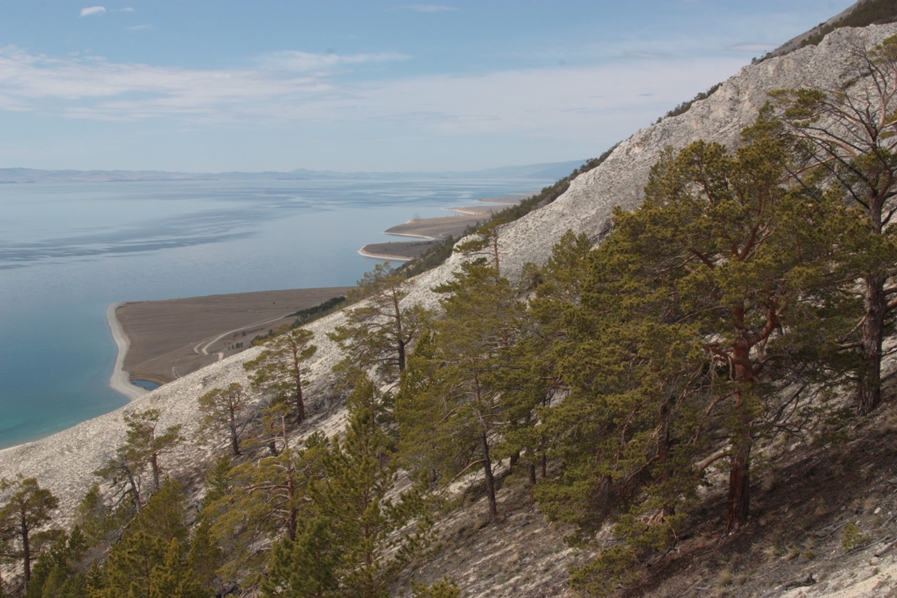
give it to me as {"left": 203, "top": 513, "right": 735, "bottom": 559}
{"left": 3, "top": 23, "right": 897, "bottom": 597}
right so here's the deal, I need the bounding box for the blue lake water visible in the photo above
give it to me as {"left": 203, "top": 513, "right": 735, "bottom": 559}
{"left": 0, "top": 176, "right": 547, "bottom": 449}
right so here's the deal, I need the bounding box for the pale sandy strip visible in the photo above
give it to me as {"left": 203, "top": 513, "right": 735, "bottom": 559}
{"left": 105, "top": 302, "right": 147, "bottom": 401}
{"left": 357, "top": 248, "right": 413, "bottom": 261}
{"left": 449, "top": 206, "right": 497, "bottom": 216}
{"left": 381, "top": 231, "right": 437, "bottom": 240}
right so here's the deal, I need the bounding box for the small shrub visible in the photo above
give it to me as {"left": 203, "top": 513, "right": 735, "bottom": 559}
{"left": 843, "top": 520, "right": 869, "bottom": 552}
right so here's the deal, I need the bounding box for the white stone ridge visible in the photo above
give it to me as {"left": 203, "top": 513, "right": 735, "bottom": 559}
{"left": 2, "top": 23, "right": 895, "bottom": 526}
{"left": 497, "top": 24, "right": 897, "bottom": 279}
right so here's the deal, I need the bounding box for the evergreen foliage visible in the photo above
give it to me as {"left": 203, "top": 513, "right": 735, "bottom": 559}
{"left": 772, "top": 34, "right": 897, "bottom": 416}
{"left": 93, "top": 408, "right": 183, "bottom": 517}
{"left": 527, "top": 112, "right": 858, "bottom": 594}
{"left": 203, "top": 413, "right": 322, "bottom": 587}
{"left": 397, "top": 261, "right": 527, "bottom": 521}
{"left": 23, "top": 528, "right": 90, "bottom": 598}
{"left": 121, "top": 409, "right": 183, "bottom": 493}
{"left": 263, "top": 376, "right": 433, "bottom": 598}
{"left": 14, "top": 30, "right": 897, "bottom": 598}
{"left": 658, "top": 82, "right": 722, "bottom": 122}
{"left": 797, "top": 0, "right": 897, "bottom": 51}
{"left": 88, "top": 479, "right": 211, "bottom": 598}
{"left": 410, "top": 577, "right": 461, "bottom": 598}
{"left": 244, "top": 326, "right": 317, "bottom": 423}
{"left": 197, "top": 382, "right": 252, "bottom": 457}
{"left": 0, "top": 477, "right": 59, "bottom": 592}
{"left": 328, "top": 262, "right": 429, "bottom": 385}
{"left": 454, "top": 218, "right": 506, "bottom": 275}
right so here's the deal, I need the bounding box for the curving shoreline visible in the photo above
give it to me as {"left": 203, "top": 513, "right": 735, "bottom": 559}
{"left": 357, "top": 247, "right": 414, "bottom": 261}
{"left": 105, "top": 302, "right": 148, "bottom": 401}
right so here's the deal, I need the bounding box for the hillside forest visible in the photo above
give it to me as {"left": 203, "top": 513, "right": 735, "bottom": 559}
{"left": 3, "top": 32, "right": 897, "bottom": 598}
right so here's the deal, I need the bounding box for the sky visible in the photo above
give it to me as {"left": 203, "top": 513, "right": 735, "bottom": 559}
{"left": 0, "top": 0, "right": 856, "bottom": 173}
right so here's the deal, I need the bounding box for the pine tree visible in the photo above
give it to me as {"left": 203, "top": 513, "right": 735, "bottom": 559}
{"left": 0, "top": 476, "right": 59, "bottom": 591}
{"left": 505, "top": 230, "right": 594, "bottom": 488}
{"left": 454, "top": 218, "right": 506, "bottom": 275}
{"left": 121, "top": 409, "right": 183, "bottom": 493}
{"left": 533, "top": 115, "right": 854, "bottom": 594}
{"left": 93, "top": 409, "right": 182, "bottom": 517}
{"left": 72, "top": 483, "right": 131, "bottom": 564}
{"left": 328, "top": 262, "right": 428, "bottom": 385}
{"left": 597, "top": 116, "right": 851, "bottom": 530}
{"left": 23, "top": 527, "right": 90, "bottom": 598}
{"left": 198, "top": 382, "right": 252, "bottom": 457}
{"left": 410, "top": 577, "right": 461, "bottom": 598}
{"left": 263, "top": 376, "right": 433, "bottom": 598}
{"left": 397, "top": 261, "right": 526, "bottom": 521}
{"left": 204, "top": 425, "right": 328, "bottom": 590}
{"left": 90, "top": 479, "right": 211, "bottom": 598}
{"left": 771, "top": 34, "right": 897, "bottom": 415}
{"left": 245, "top": 326, "right": 317, "bottom": 423}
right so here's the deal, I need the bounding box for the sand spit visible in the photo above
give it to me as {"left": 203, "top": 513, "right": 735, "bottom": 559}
{"left": 358, "top": 247, "right": 414, "bottom": 261}
{"left": 359, "top": 201, "right": 519, "bottom": 260}
{"left": 105, "top": 302, "right": 147, "bottom": 401}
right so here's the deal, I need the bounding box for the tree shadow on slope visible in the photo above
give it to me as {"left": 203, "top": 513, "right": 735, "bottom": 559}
{"left": 622, "top": 377, "right": 897, "bottom": 598}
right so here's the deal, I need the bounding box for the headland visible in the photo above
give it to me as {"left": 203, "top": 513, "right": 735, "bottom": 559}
{"left": 111, "top": 287, "right": 352, "bottom": 389}
{"left": 358, "top": 200, "right": 520, "bottom": 261}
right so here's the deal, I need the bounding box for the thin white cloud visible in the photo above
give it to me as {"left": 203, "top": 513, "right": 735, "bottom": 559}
{"left": 0, "top": 44, "right": 744, "bottom": 141}
{"left": 393, "top": 4, "right": 458, "bottom": 12}
{"left": 127, "top": 24, "right": 153, "bottom": 31}
{"left": 115, "top": 7, "right": 135, "bottom": 12}
{"left": 258, "top": 51, "right": 409, "bottom": 72}
{"left": 79, "top": 6, "right": 106, "bottom": 17}
{"left": 624, "top": 51, "right": 666, "bottom": 60}
{"left": 726, "top": 42, "right": 776, "bottom": 53}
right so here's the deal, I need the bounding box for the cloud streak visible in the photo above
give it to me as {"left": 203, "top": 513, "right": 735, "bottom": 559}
{"left": 0, "top": 45, "right": 745, "bottom": 144}
{"left": 726, "top": 42, "right": 776, "bottom": 53}
{"left": 79, "top": 6, "right": 106, "bottom": 17}
{"left": 257, "top": 51, "right": 409, "bottom": 72}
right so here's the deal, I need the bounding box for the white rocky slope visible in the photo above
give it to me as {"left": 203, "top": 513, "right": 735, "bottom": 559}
{"left": 1, "top": 22, "right": 895, "bottom": 554}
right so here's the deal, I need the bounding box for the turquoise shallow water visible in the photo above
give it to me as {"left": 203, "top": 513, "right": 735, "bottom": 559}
{"left": 0, "top": 176, "right": 545, "bottom": 449}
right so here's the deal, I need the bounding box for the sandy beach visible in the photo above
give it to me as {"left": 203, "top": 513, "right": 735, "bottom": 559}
{"left": 358, "top": 240, "right": 440, "bottom": 261}
{"left": 358, "top": 201, "right": 518, "bottom": 260}
{"left": 105, "top": 302, "right": 148, "bottom": 401}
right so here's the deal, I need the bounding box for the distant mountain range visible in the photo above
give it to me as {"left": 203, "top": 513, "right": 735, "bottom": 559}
{"left": 0, "top": 160, "right": 586, "bottom": 184}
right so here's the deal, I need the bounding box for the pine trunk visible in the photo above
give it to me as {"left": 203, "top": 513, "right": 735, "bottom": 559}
{"left": 856, "top": 273, "right": 887, "bottom": 415}
{"left": 397, "top": 339, "right": 406, "bottom": 373}
{"left": 123, "top": 464, "right": 142, "bottom": 514}
{"left": 151, "top": 452, "right": 161, "bottom": 492}
{"left": 293, "top": 347, "right": 306, "bottom": 423}
{"left": 295, "top": 376, "right": 305, "bottom": 423}
{"left": 20, "top": 512, "right": 31, "bottom": 585}
{"left": 728, "top": 332, "right": 754, "bottom": 531}
{"left": 480, "top": 431, "right": 498, "bottom": 521}
{"left": 229, "top": 424, "right": 241, "bottom": 457}
{"left": 726, "top": 441, "right": 751, "bottom": 531}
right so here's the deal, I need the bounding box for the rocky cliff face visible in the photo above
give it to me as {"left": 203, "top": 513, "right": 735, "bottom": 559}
{"left": 3, "top": 22, "right": 897, "bottom": 597}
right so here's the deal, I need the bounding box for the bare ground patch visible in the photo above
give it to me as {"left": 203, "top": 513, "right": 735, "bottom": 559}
{"left": 117, "top": 287, "right": 352, "bottom": 384}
